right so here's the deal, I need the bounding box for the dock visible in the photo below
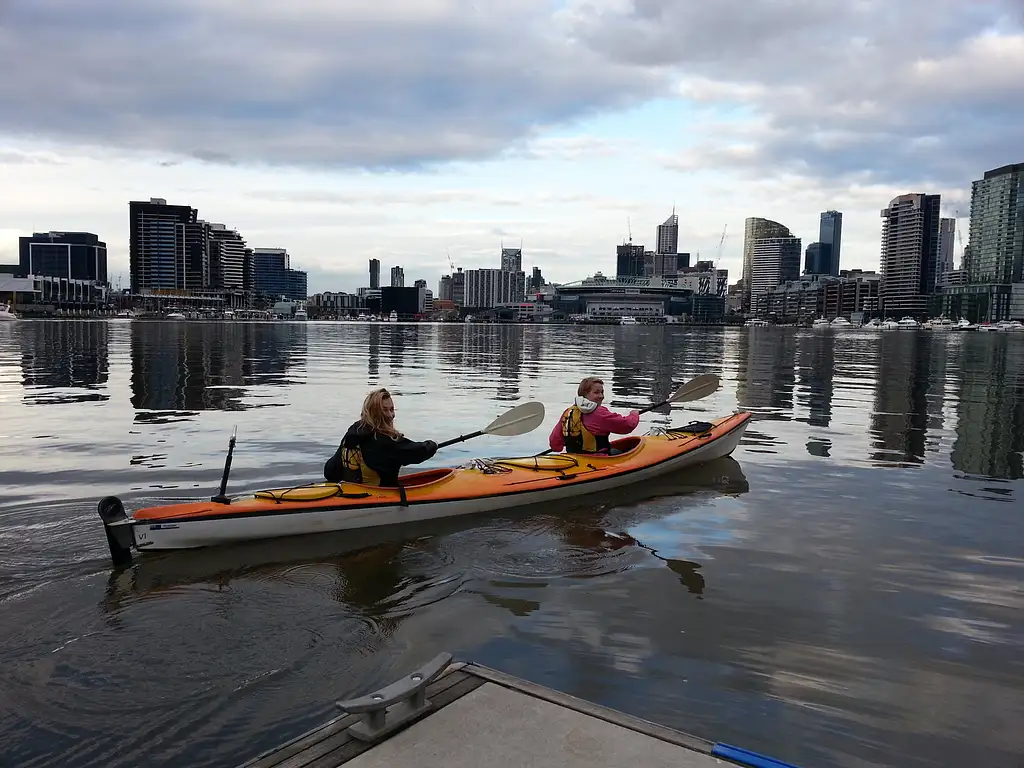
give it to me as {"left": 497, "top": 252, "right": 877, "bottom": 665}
{"left": 239, "top": 653, "right": 801, "bottom": 768}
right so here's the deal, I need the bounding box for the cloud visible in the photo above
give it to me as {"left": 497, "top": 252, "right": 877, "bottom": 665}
{"left": 0, "top": 0, "right": 665, "bottom": 170}
{"left": 570, "top": 0, "right": 1023, "bottom": 185}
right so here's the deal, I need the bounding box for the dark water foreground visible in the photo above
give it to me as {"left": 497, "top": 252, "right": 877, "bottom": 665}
{"left": 0, "top": 320, "right": 1021, "bottom": 768}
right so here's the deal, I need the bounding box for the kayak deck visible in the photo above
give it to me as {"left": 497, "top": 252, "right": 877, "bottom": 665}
{"left": 132, "top": 412, "right": 750, "bottom": 523}
{"left": 238, "top": 652, "right": 802, "bottom": 768}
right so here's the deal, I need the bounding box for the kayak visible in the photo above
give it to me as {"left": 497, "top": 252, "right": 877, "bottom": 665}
{"left": 97, "top": 410, "right": 751, "bottom": 565}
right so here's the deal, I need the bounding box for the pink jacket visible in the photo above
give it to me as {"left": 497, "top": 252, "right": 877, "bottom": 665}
{"left": 548, "top": 403, "right": 640, "bottom": 452}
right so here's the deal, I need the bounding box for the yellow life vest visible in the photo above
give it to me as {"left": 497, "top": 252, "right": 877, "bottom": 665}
{"left": 560, "top": 404, "right": 600, "bottom": 453}
{"left": 340, "top": 444, "right": 382, "bottom": 486}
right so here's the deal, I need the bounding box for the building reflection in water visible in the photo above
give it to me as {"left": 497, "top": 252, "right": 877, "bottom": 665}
{"left": 18, "top": 320, "right": 110, "bottom": 404}
{"left": 610, "top": 326, "right": 676, "bottom": 419}
{"left": 129, "top": 321, "right": 307, "bottom": 415}
{"left": 795, "top": 332, "right": 834, "bottom": 429}
{"left": 869, "top": 333, "right": 941, "bottom": 467}
{"left": 951, "top": 337, "right": 1024, "bottom": 480}
{"left": 367, "top": 324, "right": 381, "bottom": 381}
{"left": 734, "top": 328, "right": 797, "bottom": 420}
{"left": 431, "top": 324, "right": 530, "bottom": 402}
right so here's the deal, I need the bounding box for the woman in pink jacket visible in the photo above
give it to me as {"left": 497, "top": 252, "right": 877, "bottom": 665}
{"left": 548, "top": 376, "right": 640, "bottom": 455}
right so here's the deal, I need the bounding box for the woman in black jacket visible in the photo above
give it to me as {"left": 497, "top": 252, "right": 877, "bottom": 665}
{"left": 324, "top": 388, "right": 437, "bottom": 487}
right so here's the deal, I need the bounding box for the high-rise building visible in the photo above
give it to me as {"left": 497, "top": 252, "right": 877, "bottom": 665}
{"left": 18, "top": 231, "right": 108, "bottom": 283}
{"left": 937, "top": 218, "right": 956, "bottom": 281}
{"left": 253, "top": 248, "right": 307, "bottom": 300}
{"left": 969, "top": 164, "right": 1024, "bottom": 285}
{"left": 953, "top": 163, "right": 1024, "bottom": 321}
{"left": 879, "top": 193, "right": 941, "bottom": 318}
{"left": 369, "top": 258, "right": 380, "bottom": 289}
{"left": 500, "top": 247, "right": 522, "bottom": 272}
{"left": 804, "top": 242, "right": 831, "bottom": 275}
{"left": 464, "top": 268, "right": 526, "bottom": 308}
{"left": 438, "top": 274, "right": 453, "bottom": 302}
{"left": 616, "top": 243, "right": 645, "bottom": 278}
{"left": 742, "top": 217, "right": 792, "bottom": 310}
{"left": 390, "top": 265, "right": 404, "bottom": 287}
{"left": 207, "top": 223, "right": 247, "bottom": 291}
{"left": 819, "top": 210, "right": 843, "bottom": 276}
{"left": 129, "top": 198, "right": 200, "bottom": 292}
{"left": 529, "top": 266, "right": 544, "bottom": 291}
{"left": 656, "top": 212, "right": 679, "bottom": 256}
{"left": 750, "top": 237, "right": 802, "bottom": 309}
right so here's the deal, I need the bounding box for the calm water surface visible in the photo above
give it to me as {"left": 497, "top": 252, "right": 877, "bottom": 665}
{"left": 0, "top": 320, "right": 1022, "bottom": 768}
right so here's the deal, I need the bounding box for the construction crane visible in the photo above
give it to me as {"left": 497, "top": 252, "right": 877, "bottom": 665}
{"left": 713, "top": 224, "right": 728, "bottom": 297}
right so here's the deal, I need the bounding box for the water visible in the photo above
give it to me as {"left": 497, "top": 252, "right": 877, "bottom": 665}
{"left": 0, "top": 320, "right": 1022, "bottom": 768}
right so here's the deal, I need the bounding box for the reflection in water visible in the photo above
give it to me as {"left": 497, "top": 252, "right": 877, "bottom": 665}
{"left": 2, "top": 323, "right": 1024, "bottom": 768}
{"left": 735, "top": 329, "right": 797, "bottom": 419}
{"left": 796, "top": 333, "right": 834, "bottom": 428}
{"left": 870, "top": 333, "right": 939, "bottom": 466}
{"left": 18, "top": 321, "right": 110, "bottom": 404}
{"left": 129, "top": 321, "right": 307, "bottom": 414}
{"left": 952, "top": 336, "right": 1024, "bottom": 480}
{"left": 367, "top": 323, "right": 381, "bottom": 381}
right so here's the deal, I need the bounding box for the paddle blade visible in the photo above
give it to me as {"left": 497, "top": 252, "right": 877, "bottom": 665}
{"left": 668, "top": 373, "right": 721, "bottom": 404}
{"left": 482, "top": 401, "right": 546, "bottom": 437}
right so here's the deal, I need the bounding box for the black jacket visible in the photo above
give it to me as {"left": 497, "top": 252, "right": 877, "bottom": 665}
{"left": 324, "top": 421, "right": 437, "bottom": 486}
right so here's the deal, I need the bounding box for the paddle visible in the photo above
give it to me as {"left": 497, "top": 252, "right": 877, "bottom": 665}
{"left": 434, "top": 401, "right": 546, "bottom": 450}
{"left": 536, "top": 373, "right": 721, "bottom": 455}
{"left": 636, "top": 372, "right": 721, "bottom": 414}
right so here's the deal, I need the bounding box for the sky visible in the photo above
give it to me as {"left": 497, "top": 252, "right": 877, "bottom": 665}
{"left": 1, "top": 0, "right": 1021, "bottom": 295}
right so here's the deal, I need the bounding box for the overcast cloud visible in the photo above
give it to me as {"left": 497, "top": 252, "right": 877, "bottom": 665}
{"left": 0, "top": 0, "right": 1021, "bottom": 289}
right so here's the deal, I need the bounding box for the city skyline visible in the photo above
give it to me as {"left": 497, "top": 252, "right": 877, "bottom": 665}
{"left": 1, "top": 2, "right": 1017, "bottom": 295}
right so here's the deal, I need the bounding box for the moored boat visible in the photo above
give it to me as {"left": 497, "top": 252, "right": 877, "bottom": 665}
{"left": 97, "top": 411, "right": 751, "bottom": 564}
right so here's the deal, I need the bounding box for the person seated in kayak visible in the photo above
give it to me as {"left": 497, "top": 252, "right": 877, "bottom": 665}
{"left": 324, "top": 388, "right": 438, "bottom": 487}
{"left": 548, "top": 376, "right": 640, "bottom": 455}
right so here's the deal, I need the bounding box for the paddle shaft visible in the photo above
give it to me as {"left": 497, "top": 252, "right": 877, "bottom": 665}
{"left": 435, "top": 430, "right": 483, "bottom": 450}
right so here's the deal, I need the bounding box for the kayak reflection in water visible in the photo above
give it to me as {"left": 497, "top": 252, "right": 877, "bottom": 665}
{"left": 548, "top": 376, "right": 640, "bottom": 456}
{"left": 323, "top": 388, "right": 438, "bottom": 487}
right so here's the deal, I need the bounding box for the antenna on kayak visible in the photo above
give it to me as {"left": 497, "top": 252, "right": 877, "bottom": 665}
{"left": 211, "top": 426, "right": 238, "bottom": 505}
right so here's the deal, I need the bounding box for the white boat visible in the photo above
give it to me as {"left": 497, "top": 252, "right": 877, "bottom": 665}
{"left": 897, "top": 317, "right": 920, "bottom": 330}
{"left": 165, "top": 312, "right": 186, "bottom": 320}
{"left": 294, "top": 307, "right": 308, "bottom": 321}
{"left": 996, "top": 320, "right": 1024, "bottom": 332}
{"left": 811, "top": 318, "right": 831, "bottom": 329}
{"left": 924, "top": 317, "right": 953, "bottom": 330}
{"left": 95, "top": 411, "right": 751, "bottom": 560}
{"left": 389, "top": 310, "right": 399, "bottom": 322}
{"left": 952, "top": 318, "right": 975, "bottom": 331}
{"left": 830, "top": 317, "right": 853, "bottom": 329}
{"left": 744, "top": 318, "right": 770, "bottom": 327}
{"left": 863, "top": 318, "right": 883, "bottom": 330}
{"left": 0, "top": 303, "right": 18, "bottom": 322}
{"left": 619, "top": 316, "right": 638, "bottom": 325}
{"left": 880, "top": 319, "right": 900, "bottom": 330}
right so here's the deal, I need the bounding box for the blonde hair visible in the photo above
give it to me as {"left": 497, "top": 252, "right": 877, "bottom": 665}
{"left": 360, "top": 388, "right": 403, "bottom": 439}
{"left": 578, "top": 377, "right": 604, "bottom": 397}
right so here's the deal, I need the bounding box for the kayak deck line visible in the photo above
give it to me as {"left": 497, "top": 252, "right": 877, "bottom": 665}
{"left": 237, "top": 652, "right": 804, "bottom": 768}
{"left": 96, "top": 411, "right": 752, "bottom": 564}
